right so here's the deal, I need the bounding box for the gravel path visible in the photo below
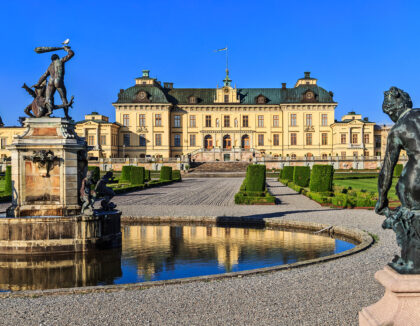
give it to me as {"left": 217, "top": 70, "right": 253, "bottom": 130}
{"left": 0, "top": 178, "right": 397, "bottom": 326}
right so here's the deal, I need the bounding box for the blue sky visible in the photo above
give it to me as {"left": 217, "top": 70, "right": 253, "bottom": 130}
{"left": 0, "top": 0, "right": 419, "bottom": 126}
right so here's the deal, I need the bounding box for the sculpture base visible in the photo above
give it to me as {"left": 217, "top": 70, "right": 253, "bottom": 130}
{"left": 0, "top": 211, "right": 121, "bottom": 254}
{"left": 359, "top": 266, "right": 420, "bottom": 325}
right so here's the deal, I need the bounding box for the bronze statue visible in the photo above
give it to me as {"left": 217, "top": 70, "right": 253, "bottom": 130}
{"left": 95, "top": 172, "right": 117, "bottom": 211}
{"left": 0, "top": 115, "right": 3, "bottom": 127}
{"left": 80, "top": 171, "right": 96, "bottom": 216}
{"left": 376, "top": 86, "right": 420, "bottom": 273}
{"left": 25, "top": 42, "right": 75, "bottom": 119}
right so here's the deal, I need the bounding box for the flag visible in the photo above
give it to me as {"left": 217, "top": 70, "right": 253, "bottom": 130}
{"left": 214, "top": 47, "right": 227, "bottom": 52}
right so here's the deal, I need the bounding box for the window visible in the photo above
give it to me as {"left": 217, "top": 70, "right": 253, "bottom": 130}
{"left": 174, "top": 115, "right": 181, "bottom": 128}
{"left": 123, "top": 114, "right": 129, "bottom": 127}
{"left": 139, "top": 135, "right": 146, "bottom": 146}
{"left": 290, "top": 133, "right": 297, "bottom": 145}
{"left": 112, "top": 134, "right": 117, "bottom": 146}
{"left": 155, "top": 114, "right": 162, "bottom": 127}
{"left": 257, "top": 95, "right": 265, "bottom": 104}
{"left": 205, "top": 115, "right": 211, "bottom": 127}
{"left": 189, "top": 115, "right": 196, "bottom": 128}
{"left": 290, "top": 114, "right": 297, "bottom": 126}
{"left": 0, "top": 138, "right": 6, "bottom": 149}
{"left": 322, "top": 154, "right": 328, "bottom": 159}
{"left": 322, "top": 133, "right": 328, "bottom": 145}
{"left": 224, "top": 115, "right": 230, "bottom": 127}
{"left": 88, "top": 135, "right": 95, "bottom": 146}
{"left": 139, "top": 114, "right": 146, "bottom": 127}
{"left": 100, "top": 135, "right": 106, "bottom": 145}
{"left": 364, "top": 151, "right": 370, "bottom": 157}
{"left": 353, "top": 151, "right": 358, "bottom": 158}
{"left": 224, "top": 95, "right": 229, "bottom": 103}
{"left": 352, "top": 133, "right": 358, "bottom": 144}
{"left": 375, "top": 135, "right": 381, "bottom": 148}
{"left": 306, "top": 133, "right": 312, "bottom": 145}
{"left": 273, "top": 134, "right": 279, "bottom": 146}
{"left": 174, "top": 134, "right": 181, "bottom": 147}
{"left": 190, "top": 134, "right": 196, "bottom": 146}
{"left": 341, "top": 134, "right": 346, "bottom": 144}
{"left": 291, "top": 154, "right": 297, "bottom": 160}
{"left": 321, "top": 114, "right": 328, "bottom": 126}
{"left": 123, "top": 134, "right": 130, "bottom": 146}
{"left": 258, "top": 134, "right": 264, "bottom": 146}
{"left": 364, "top": 134, "right": 370, "bottom": 144}
{"left": 189, "top": 96, "right": 196, "bottom": 104}
{"left": 306, "top": 114, "right": 312, "bottom": 126}
{"left": 273, "top": 115, "right": 279, "bottom": 127}
{"left": 155, "top": 134, "right": 162, "bottom": 146}
{"left": 242, "top": 115, "right": 249, "bottom": 127}
{"left": 341, "top": 152, "right": 346, "bottom": 159}
{"left": 258, "top": 115, "right": 264, "bottom": 127}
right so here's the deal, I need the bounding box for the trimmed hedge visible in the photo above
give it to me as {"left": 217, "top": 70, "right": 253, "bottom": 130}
{"left": 160, "top": 166, "right": 172, "bottom": 181}
{"left": 246, "top": 165, "right": 266, "bottom": 192}
{"left": 309, "top": 165, "right": 334, "bottom": 192}
{"left": 4, "top": 166, "right": 11, "bottom": 195}
{"left": 394, "top": 164, "right": 403, "bottom": 177}
{"left": 88, "top": 166, "right": 100, "bottom": 183}
{"left": 293, "top": 166, "right": 310, "bottom": 187}
{"left": 172, "top": 170, "right": 182, "bottom": 181}
{"left": 277, "top": 169, "right": 283, "bottom": 181}
{"left": 234, "top": 192, "right": 276, "bottom": 204}
{"left": 130, "top": 167, "right": 145, "bottom": 185}
{"left": 282, "top": 166, "right": 294, "bottom": 181}
{"left": 121, "top": 166, "right": 133, "bottom": 181}
{"left": 145, "top": 169, "right": 151, "bottom": 182}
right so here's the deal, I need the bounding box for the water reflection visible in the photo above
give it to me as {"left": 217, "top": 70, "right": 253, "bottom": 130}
{"left": 0, "top": 224, "right": 355, "bottom": 291}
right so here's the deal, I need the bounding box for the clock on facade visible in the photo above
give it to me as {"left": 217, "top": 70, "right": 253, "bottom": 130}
{"left": 224, "top": 88, "right": 230, "bottom": 93}
{"left": 306, "top": 91, "right": 314, "bottom": 99}
{"left": 137, "top": 91, "right": 147, "bottom": 100}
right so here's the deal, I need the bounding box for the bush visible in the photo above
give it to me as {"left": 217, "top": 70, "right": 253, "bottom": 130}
{"left": 234, "top": 192, "right": 276, "bottom": 205}
{"left": 282, "top": 166, "right": 294, "bottom": 181}
{"left": 4, "top": 166, "right": 11, "bottom": 195}
{"left": 309, "top": 165, "right": 334, "bottom": 192}
{"left": 130, "top": 167, "right": 144, "bottom": 185}
{"left": 160, "top": 166, "right": 172, "bottom": 181}
{"left": 121, "top": 166, "right": 133, "bottom": 181}
{"left": 293, "top": 166, "right": 311, "bottom": 187}
{"left": 172, "top": 170, "right": 182, "bottom": 181}
{"left": 246, "top": 165, "right": 266, "bottom": 192}
{"left": 331, "top": 195, "right": 348, "bottom": 208}
{"left": 88, "top": 166, "right": 100, "bottom": 183}
{"left": 145, "top": 169, "right": 151, "bottom": 182}
{"left": 356, "top": 197, "right": 376, "bottom": 207}
{"left": 394, "top": 164, "right": 403, "bottom": 177}
{"left": 277, "top": 169, "right": 283, "bottom": 181}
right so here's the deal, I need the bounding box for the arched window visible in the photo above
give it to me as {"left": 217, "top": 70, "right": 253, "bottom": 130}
{"left": 241, "top": 135, "right": 250, "bottom": 149}
{"left": 204, "top": 135, "right": 213, "bottom": 149}
{"left": 223, "top": 135, "right": 232, "bottom": 149}
{"left": 291, "top": 154, "right": 297, "bottom": 160}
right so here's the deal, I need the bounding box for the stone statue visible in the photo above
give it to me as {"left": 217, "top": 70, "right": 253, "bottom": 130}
{"left": 95, "top": 172, "right": 117, "bottom": 211}
{"left": 26, "top": 44, "right": 75, "bottom": 120}
{"left": 24, "top": 150, "right": 60, "bottom": 178}
{"left": 0, "top": 115, "right": 3, "bottom": 127}
{"left": 80, "top": 170, "right": 96, "bottom": 216}
{"left": 376, "top": 86, "right": 420, "bottom": 273}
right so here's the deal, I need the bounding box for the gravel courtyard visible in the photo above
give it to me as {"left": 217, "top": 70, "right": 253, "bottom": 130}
{"left": 0, "top": 178, "right": 396, "bottom": 325}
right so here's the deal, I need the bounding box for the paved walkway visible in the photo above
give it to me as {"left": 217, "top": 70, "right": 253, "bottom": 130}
{"left": 0, "top": 178, "right": 397, "bottom": 325}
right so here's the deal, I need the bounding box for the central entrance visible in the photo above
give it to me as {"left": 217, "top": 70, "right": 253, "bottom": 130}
{"left": 223, "top": 135, "right": 232, "bottom": 150}
{"left": 241, "top": 135, "right": 250, "bottom": 150}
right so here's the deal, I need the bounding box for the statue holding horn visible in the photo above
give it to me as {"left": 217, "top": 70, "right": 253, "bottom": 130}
{"left": 23, "top": 40, "right": 74, "bottom": 119}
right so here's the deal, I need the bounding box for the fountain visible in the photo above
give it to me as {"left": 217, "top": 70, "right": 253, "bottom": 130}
{"left": 0, "top": 41, "right": 121, "bottom": 254}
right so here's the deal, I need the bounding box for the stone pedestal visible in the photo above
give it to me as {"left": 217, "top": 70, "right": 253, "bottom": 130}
{"left": 7, "top": 118, "right": 87, "bottom": 217}
{"left": 359, "top": 266, "right": 420, "bottom": 326}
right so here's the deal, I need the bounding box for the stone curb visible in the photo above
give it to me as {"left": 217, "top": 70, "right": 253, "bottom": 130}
{"left": 0, "top": 215, "right": 373, "bottom": 299}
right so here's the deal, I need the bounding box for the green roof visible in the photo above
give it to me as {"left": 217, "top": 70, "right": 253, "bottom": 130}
{"left": 116, "top": 85, "right": 169, "bottom": 104}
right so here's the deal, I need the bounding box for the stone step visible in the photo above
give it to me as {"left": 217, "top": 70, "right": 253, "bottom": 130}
{"left": 183, "top": 172, "right": 246, "bottom": 178}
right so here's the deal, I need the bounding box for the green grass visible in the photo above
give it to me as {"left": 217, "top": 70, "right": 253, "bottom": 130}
{"left": 333, "top": 177, "right": 399, "bottom": 201}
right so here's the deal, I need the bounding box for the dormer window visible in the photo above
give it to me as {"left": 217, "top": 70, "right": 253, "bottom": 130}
{"left": 256, "top": 95, "right": 267, "bottom": 104}
{"left": 189, "top": 96, "right": 197, "bottom": 104}
{"left": 302, "top": 90, "right": 316, "bottom": 102}
{"left": 136, "top": 91, "right": 149, "bottom": 102}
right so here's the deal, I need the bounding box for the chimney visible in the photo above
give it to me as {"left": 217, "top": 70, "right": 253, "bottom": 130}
{"left": 304, "top": 72, "right": 311, "bottom": 79}
{"left": 164, "top": 82, "right": 174, "bottom": 89}
{"left": 281, "top": 83, "right": 287, "bottom": 89}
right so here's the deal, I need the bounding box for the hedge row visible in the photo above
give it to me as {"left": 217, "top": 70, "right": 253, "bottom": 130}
{"left": 4, "top": 166, "right": 11, "bottom": 195}
{"left": 309, "top": 165, "right": 334, "bottom": 192}
{"left": 130, "top": 166, "right": 145, "bottom": 185}
{"left": 246, "top": 165, "right": 266, "bottom": 192}
{"left": 282, "top": 166, "right": 294, "bottom": 181}
{"left": 293, "top": 166, "right": 310, "bottom": 187}
{"left": 160, "top": 166, "right": 172, "bottom": 181}
{"left": 172, "top": 170, "right": 182, "bottom": 181}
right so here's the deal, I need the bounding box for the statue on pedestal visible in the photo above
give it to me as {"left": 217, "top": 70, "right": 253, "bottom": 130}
{"left": 376, "top": 86, "right": 420, "bottom": 274}
{"left": 23, "top": 40, "right": 75, "bottom": 120}
{"left": 80, "top": 171, "right": 96, "bottom": 216}
{"left": 95, "top": 172, "right": 117, "bottom": 211}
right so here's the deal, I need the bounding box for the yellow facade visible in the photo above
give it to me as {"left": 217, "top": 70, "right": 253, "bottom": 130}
{"left": 0, "top": 126, "right": 24, "bottom": 160}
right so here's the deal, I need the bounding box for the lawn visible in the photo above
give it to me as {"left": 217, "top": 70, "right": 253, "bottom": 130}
{"left": 333, "top": 177, "right": 399, "bottom": 202}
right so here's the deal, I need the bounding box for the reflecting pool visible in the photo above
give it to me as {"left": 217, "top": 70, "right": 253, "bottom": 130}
{"left": 0, "top": 224, "right": 355, "bottom": 291}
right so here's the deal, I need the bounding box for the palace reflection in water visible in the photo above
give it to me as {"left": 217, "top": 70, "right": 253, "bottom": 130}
{"left": 0, "top": 224, "right": 354, "bottom": 291}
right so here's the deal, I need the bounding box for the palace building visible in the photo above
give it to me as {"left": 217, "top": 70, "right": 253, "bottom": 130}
{"left": 0, "top": 71, "right": 390, "bottom": 162}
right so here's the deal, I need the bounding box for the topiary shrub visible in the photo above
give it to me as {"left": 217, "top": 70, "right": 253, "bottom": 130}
{"left": 145, "top": 169, "right": 151, "bottom": 182}
{"left": 4, "top": 166, "right": 11, "bottom": 195}
{"left": 246, "top": 164, "right": 266, "bottom": 192}
{"left": 309, "top": 165, "right": 334, "bottom": 192}
{"left": 293, "top": 166, "right": 311, "bottom": 187}
{"left": 88, "top": 166, "right": 100, "bottom": 183}
{"left": 121, "top": 166, "right": 133, "bottom": 181}
{"left": 394, "top": 164, "right": 403, "bottom": 177}
{"left": 282, "top": 166, "right": 294, "bottom": 181}
{"left": 172, "top": 170, "right": 182, "bottom": 181}
{"left": 160, "top": 166, "right": 172, "bottom": 181}
{"left": 130, "top": 167, "right": 142, "bottom": 185}
{"left": 277, "top": 169, "right": 283, "bottom": 181}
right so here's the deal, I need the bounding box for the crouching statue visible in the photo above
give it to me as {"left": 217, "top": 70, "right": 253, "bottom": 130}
{"left": 95, "top": 172, "right": 117, "bottom": 211}
{"left": 376, "top": 86, "right": 420, "bottom": 274}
